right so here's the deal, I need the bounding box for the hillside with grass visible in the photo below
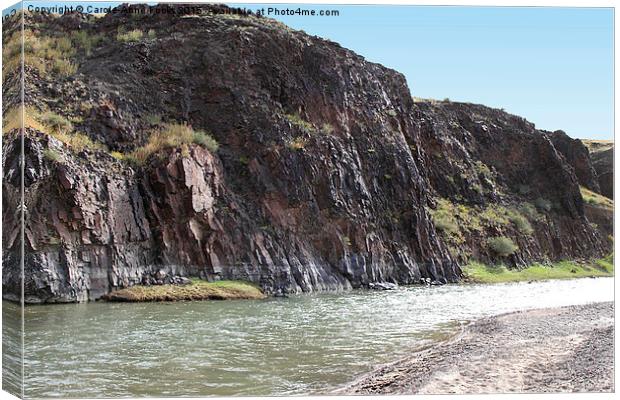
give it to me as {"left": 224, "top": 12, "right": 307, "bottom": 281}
{"left": 2, "top": 4, "right": 613, "bottom": 303}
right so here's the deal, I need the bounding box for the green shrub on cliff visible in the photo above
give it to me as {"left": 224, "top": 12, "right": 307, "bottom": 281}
{"left": 518, "top": 202, "right": 542, "bottom": 221}
{"left": 535, "top": 197, "right": 552, "bottom": 212}
{"left": 488, "top": 237, "right": 518, "bottom": 257}
{"left": 430, "top": 199, "right": 460, "bottom": 235}
{"left": 110, "top": 151, "right": 126, "bottom": 161}
{"left": 285, "top": 113, "right": 316, "bottom": 134}
{"left": 473, "top": 161, "right": 492, "bottom": 178}
{"left": 38, "top": 110, "right": 105, "bottom": 151}
{"left": 507, "top": 210, "right": 534, "bottom": 235}
{"left": 192, "top": 130, "right": 219, "bottom": 152}
{"left": 39, "top": 111, "right": 73, "bottom": 134}
{"left": 433, "top": 212, "right": 459, "bottom": 235}
{"left": 479, "top": 207, "right": 510, "bottom": 227}
{"left": 69, "top": 30, "right": 104, "bottom": 55}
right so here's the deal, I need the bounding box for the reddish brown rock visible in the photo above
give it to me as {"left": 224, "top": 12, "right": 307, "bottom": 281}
{"left": 1, "top": 5, "right": 611, "bottom": 303}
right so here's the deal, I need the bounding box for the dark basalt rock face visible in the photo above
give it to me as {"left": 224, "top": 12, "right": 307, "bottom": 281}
{"left": 413, "top": 101, "right": 607, "bottom": 264}
{"left": 2, "top": 5, "right": 611, "bottom": 302}
{"left": 584, "top": 141, "right": 614, "bottom": 200}
{"left": 593, "top": 148, "right": 614, "bottom": 199}
{"left": 548, "top": 131, "right": 601, "bottom": 193}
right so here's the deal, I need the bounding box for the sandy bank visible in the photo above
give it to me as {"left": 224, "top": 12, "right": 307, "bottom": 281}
{"left": 342, "top": 302, "right": 614, "bottom": 394}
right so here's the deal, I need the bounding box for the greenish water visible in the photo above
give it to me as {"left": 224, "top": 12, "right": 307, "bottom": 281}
{"left": 3, "top": 277, "right": 614, "bottom": 398}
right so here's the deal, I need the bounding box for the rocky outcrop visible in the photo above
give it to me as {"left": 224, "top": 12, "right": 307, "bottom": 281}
{"left": 583, "top": 140, "right": 614, "bottom": 199}
{"left": 593, "top": 148, "right": 614, "bottom": 199}
{"left": 548, "top": 131, "right": 601, "bottom": 193}
{"left": 413, "top": 100, "right": 607, "bottom": 264}
{"left": 2, "top": 5, "right": 612, "bottom": 303}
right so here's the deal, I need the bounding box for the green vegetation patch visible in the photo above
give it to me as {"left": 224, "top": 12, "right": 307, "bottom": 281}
{"left": 321, "top": 123, "right": 335, "bottom": 135}
{"left": 2, "top": 29, "right": 97, "bottom": 80}
{"left": 117, "top": 29, "right": 144, "bottom": 42}
{"left": 103, "top": 279, "right": 266, "bottom": 302}
{"left": 487, "top": 237, "right": 518, "bottom": 257}
{"left": 430, "top": 197, "right": 543, "bottom": 260}
{"left": 430, "top": 198, "right": 536, "bottom": 242}
{"left": 463, "top": 253, "right": 614, "bottom": 284}
{"left": 43, "top": 148, "right": 62, "bottom": 163}
{"left": 144, "top": 113, "right": 163, "bottom": 126}
{"left": 285, "top": 113, "right": 316, "bottom": 134}
{"left": 506, "top": 210, "right": 533, "bottom": 235}
{"left": 69, "top": 31, "right": 104, "bottom": 56}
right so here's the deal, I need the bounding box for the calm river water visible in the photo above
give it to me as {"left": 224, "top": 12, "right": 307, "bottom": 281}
{"left": 3, "top": 277, "right": 614, "bottom": 397}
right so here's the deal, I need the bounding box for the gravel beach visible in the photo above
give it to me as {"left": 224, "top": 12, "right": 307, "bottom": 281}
{"left": 342, "top": 302, "right": 614, "bottom": 394}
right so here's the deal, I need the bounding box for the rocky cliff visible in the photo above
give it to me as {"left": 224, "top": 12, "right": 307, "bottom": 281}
{"left": 2, "top": 4, "right": 612, "bottom": 303}
{"left": 413, "top": 100, "right": 608, "bottom": 264}
{"left": 583, "top": 140, "right": 614, "bottom": 199}
{"left": 548, "top": 131, "right": 601, "bottom": 193}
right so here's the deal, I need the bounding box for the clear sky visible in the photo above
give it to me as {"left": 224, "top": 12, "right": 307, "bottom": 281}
{"left": 4, "top": 2, "right": 614, "bottom": 140}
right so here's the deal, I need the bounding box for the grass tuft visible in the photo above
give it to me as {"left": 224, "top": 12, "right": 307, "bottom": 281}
{"left": 3, "top": 106, "right": 106, "bottom": 152}
{"left": 285, "top": 113, "right": 316, "bottom": 133}
{"left": 127, "top": 123, "right": 218, "bottom": 164}
{"left": 144, "top": 113, "right": 162, "bottom": 126}
{"left": 518, "top": 202, "right": 542, "bottom": 221}
{"left": 3, "top": 106, "right": 47, "bottom": 134}
{"left": 287, "top": 136, "right": 307, "bottom": 151}
{"left": 39, "top": 111, "right": 73, "bottom": 134}
{"left": 321, "top": 123, "right": 335, "bottom": 134}
{"left": 117, "top": 29, "right": 144, "bottom": 42}
{"left": 43, "top": 148, "right": 62, "bottom": 163}
{"left": 192, "top": 130, "right": 219, "bottom": 152}
{"left": 110, "top": 151, "right": 126, "bottom": 161}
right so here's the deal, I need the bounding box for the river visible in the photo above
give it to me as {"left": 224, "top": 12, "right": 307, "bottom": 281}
{"left": 2, "top": 277, "right": 614, "bottom": 397}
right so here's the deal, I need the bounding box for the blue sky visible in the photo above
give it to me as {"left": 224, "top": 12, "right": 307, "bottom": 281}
{"left": 4, "top": 2, "right": 614, "bottom": 140}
